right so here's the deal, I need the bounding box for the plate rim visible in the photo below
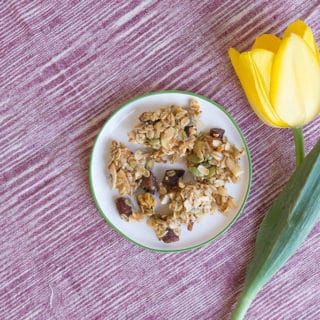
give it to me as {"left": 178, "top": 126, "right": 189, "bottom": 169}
{"left": 89, "top": 90, "right": 252, "bottom": 253}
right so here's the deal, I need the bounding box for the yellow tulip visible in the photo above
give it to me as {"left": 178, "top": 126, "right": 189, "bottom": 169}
{"left": 229, "top": 20, "right": 320, "bottom": 128}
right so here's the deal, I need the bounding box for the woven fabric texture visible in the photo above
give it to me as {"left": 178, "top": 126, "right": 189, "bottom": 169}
{"left": 1, "top": 1, "right": 320, "bottom": 319}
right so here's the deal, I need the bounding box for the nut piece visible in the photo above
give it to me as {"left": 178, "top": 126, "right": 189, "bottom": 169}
{"left": 162, "top": 170, "right": 185, "bottom": 188}
{"left": 161, "top": 228, "right": 180, "bottom": 243}
{"left": 187, "top": 221, "right": 194, "bottom": 231}
{"left": 115, "top": 197, "right": 133, "bottom": 221}
{"left": 140, "top": 171, "right": 159, "bottom": 194}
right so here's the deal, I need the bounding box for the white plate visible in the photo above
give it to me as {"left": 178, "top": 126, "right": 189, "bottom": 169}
{"left": 90, "top": 91, "right": 251, "bottom": 252}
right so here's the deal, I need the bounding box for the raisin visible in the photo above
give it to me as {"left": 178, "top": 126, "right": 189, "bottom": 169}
{"left": 115, "top": 197, "right": 133, "bottom": 218}
{"left": 162, "top": 170, "right": 185, "bottom": 188}
{"left": 162, "top": 228, "right": 179, "bottom": 243}
{"left": 140, "top": 171, "right": 159, "bottom": 194}
{"left": 209, "top": 128, "right": 225, "bottom": 139}
{"left": 184, "top": 125, "right": 193, "bottom": 137}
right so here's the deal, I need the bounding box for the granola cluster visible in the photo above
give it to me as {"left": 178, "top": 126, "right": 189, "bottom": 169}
{"left": 128, "top": 100, "right": 201, "bottom": 162}
{"left": 107, "top": 101, "right": 244, "bottom": 243}
{"left": 108, "top": 141, "right": 152, "bottom": 195}
{"left": 186, "top": 128, "right": 244, "bottom": 184}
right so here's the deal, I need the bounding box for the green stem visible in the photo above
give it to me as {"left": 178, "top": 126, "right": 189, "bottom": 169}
{"left": 231, "top": 129, "right": 305, "bottom": 320}
{"left": 292, "top": 128, "right": 305, "bottom": 168}
{"left": 231, "top": 297, "right": 251, "bottom": 320}
{"left": 231, "top": 289, "right": 257, "bottom": 320}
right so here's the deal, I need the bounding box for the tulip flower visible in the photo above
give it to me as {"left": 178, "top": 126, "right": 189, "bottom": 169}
{"left": 229, "top": 20, "right": 320, "bottom": 166}
{"left": 229, "top": 21, "right": 320, "bottom": 320}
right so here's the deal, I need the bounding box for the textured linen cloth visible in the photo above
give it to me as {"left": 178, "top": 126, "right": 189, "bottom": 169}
{"left": 1, "top": 1, "right": 320, "bottom": 319}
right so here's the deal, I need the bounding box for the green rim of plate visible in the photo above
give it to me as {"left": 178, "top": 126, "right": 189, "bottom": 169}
{"left": 89, "top": 90, "right": 252, "bottom": 253}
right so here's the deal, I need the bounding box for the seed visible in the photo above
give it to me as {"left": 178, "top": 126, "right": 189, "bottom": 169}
{"left": 189, "top": 167, "right": 201, "bottom": 177}
{"left": 207, "top": 166, "right": 216, "bottom": 178}
{"left": 187, "top": 153, "right": 202, "bottom": 164}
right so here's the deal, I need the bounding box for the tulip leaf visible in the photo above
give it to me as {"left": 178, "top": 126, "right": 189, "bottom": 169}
{"left": 231, "top": 139, "right": 320, "bottom": 320}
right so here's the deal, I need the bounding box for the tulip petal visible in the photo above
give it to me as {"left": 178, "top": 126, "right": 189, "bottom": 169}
{"left": 229, "top": 48, "right": 287, "bottom": 127}
{"left": 229, "top": 47, "right": 241, "bottom": 75}
{"left": 271, "top": 33, "right": 320, "bottom": 127}
{"left": 252, "top": 34, "right": 281, "bottom": 53}
{"left": 250, "top": 49, "right": 273, "bottom": 91}
{"left": 283, "top": 20, "right": 320, "bottom": 59}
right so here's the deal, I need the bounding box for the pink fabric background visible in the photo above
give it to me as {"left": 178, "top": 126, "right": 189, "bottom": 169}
{"left": 1, "top": 1, "right": 319, "bottom": 319}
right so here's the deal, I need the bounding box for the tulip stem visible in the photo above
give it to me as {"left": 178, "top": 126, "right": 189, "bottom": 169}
{"left": 292, "top": 128, "right": 305, "bottom": 167}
